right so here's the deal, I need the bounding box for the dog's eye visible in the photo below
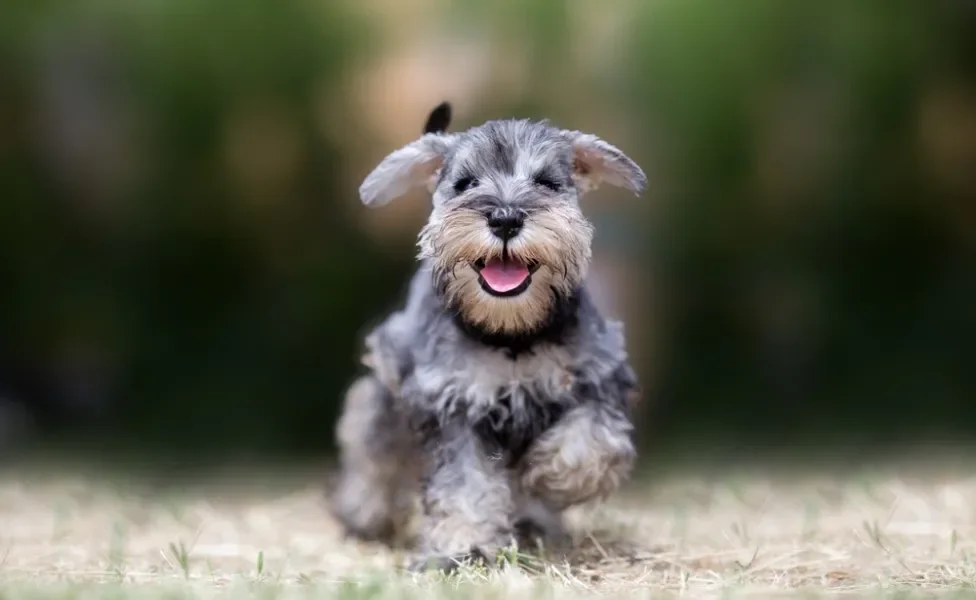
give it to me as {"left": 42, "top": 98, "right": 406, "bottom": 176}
{"left": 533, "top": 175, "right": 561, "bottom": 192}
{"left": 454, "top": 176, "right": 477, "bottom": 194}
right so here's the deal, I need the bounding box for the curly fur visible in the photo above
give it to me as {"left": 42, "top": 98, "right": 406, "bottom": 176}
{"left": 331, "top": 104, "right": 647, "bottom": 570}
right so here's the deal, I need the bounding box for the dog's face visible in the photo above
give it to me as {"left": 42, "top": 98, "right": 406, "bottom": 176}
{"left": 359, "top": 106, "right": 646, "bottom": 336}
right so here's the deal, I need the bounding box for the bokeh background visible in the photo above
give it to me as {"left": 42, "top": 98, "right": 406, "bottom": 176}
{"left": 1, "top": 0, "right": 973, "bottom": 472}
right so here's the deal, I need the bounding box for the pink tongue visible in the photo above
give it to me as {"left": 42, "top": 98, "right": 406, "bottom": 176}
{"left": 479, "top": 258, "right": 530, "bottom": 293}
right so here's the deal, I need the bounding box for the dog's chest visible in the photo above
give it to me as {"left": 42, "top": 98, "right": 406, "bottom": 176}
{"left": 415, "top": 344, "right": 576, "bottom": 416}
{"left": 428, "top": 346, "right": 577, "bottom": 463}
{"left": 408, "top": 340, "right": 584, "bottom": 462}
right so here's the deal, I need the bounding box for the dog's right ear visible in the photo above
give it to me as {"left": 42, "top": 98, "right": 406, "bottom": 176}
{"left": 359, "top": 133, "right": 454, "bottom": 207}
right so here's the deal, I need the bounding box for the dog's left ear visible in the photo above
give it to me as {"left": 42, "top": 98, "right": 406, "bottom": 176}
{"left": 563, "top": 131, "right": 647, "bottom": 196}
{"left": 359, "top": 133, "right": 454, "bottom": 207}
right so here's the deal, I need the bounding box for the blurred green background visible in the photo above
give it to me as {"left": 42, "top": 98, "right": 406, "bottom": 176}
{"left": 0, "top": 0, "right": 973, "bottom": 469}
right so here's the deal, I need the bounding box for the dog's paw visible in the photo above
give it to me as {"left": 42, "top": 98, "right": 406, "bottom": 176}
{"left": 520, "top": 406, "right": 636, "bottom": 509}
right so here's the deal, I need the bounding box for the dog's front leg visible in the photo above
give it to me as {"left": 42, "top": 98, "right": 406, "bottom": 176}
{"left": 520, "top": 401, "right": 636, "bottom": 510}
{"left": 409, "top": 421, "right": 515, "bottom": 572}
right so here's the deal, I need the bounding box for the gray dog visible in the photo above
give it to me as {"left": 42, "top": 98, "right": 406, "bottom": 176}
{"left": 331, "top": 103, "right": 646, "bottom": 572}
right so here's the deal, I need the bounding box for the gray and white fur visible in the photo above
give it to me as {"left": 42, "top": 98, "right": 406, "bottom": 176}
{"left": 330, "top": 103, "right": 647, "bottom": 571}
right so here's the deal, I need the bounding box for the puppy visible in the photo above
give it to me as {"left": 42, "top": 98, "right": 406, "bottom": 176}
{"left": 331, "top": 103, "right": 646, "bottom": 571}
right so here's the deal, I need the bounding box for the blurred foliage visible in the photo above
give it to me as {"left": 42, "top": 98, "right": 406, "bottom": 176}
{"left": 619, "top": 0, "right": 976, "bottom": 450}
{"left": 0, "top": 0, "right": 974, "bottom": 465}
{"left": 0, "top": 0, "right": 412, "bottom": 461}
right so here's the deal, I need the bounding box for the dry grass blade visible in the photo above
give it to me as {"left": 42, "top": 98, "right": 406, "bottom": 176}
{"left": 0, "top": 468, "right": 975, "bottom": 597}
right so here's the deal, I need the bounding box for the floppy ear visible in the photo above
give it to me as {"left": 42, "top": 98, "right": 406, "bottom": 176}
{"left": 563, "top": 131, "right": 647, "bottom": 196}
{"left": 358, "top": 133, "right": 453, "bottom": 207}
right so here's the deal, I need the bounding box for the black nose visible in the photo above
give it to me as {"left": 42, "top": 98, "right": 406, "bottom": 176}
{"left": 487, "top": 210, "right": 524, "bottom": 241}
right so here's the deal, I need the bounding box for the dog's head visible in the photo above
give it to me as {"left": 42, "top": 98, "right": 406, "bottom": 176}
{"left": 359, "top": 103, "right": 646, "bottom": 336}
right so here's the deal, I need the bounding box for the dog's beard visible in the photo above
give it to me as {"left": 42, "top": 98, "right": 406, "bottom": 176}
{"left": 418, "top": 205, "right": 593, "bottom": 335}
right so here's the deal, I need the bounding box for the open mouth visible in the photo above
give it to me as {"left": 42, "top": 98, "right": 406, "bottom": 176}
{"left": 474, "top": 257, "right": 540, "bottom": 297}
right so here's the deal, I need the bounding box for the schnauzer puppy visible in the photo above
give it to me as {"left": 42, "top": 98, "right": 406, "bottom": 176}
{"left": 331, "top": 102, "right": 646, "bottom": 571}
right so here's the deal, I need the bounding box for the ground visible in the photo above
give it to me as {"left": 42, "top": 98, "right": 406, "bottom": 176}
{"left": 1, "top": 461, "right": 975, "bottom": 598}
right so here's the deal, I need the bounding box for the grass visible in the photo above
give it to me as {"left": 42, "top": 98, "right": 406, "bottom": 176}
{"left": 1, "top": 463, "right": 976, "bottom": 598}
